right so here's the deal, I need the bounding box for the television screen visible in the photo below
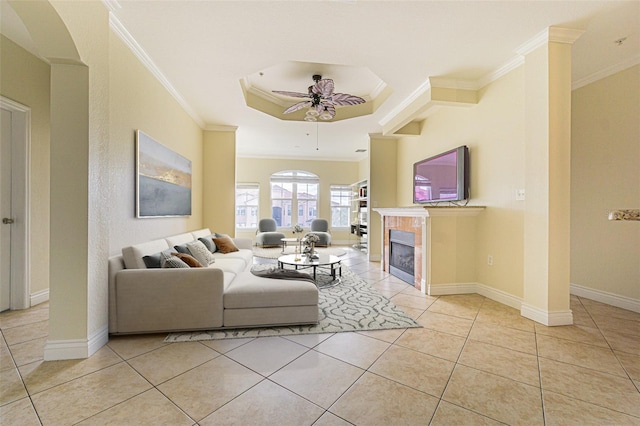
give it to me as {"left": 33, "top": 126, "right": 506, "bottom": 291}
{"left": 413, "top": 145, "right": 469, "bottom": 203}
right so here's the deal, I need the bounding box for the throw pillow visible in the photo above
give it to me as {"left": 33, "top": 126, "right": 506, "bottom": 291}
{"left": 173, "top": 244, "right": 190, "bottom": 254}
{"left": 172, "top": 252, "right": 203, "bottom": 268}
{"left": 213, "top": 236, "right": 239, "bottom": 254}
{"left": 186, "top": 240, "right": 216, "bottom": 266}
{"left": 160, "top": 252, "right": 190, "bottom": 268}
{"left": 143, "top": 249, "right": 175, "bottom": 268}
{"left": 198, "top": 234, "right": 217, "bottom": 253}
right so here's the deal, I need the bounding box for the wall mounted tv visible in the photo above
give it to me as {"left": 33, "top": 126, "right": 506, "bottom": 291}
{"left": 413, "top": 145, "right": 470, "bottom": 204}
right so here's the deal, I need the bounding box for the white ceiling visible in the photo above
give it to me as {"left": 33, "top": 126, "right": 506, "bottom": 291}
{"left": 3, "top": 1, "right": 639, "bottom": 161}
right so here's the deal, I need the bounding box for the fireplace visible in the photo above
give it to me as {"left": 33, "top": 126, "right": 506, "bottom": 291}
{"left": 389, "top": 230, "right": 415, "bottom": 285}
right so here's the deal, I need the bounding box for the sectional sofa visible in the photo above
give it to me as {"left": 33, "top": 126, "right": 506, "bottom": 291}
{"left": 108, "top": 228, "right": 319, "bottom": 334}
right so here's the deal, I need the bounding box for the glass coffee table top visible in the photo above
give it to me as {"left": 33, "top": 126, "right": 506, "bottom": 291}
{"left": 277, "top": 254, "right": 342, "bottom": 284}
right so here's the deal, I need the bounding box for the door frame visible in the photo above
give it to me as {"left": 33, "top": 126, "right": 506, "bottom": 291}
{"left": 1, "top": 96, "right": 31, "bottom": 310}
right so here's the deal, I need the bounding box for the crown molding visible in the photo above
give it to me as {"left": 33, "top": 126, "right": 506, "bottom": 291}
{"left": 379, "top": 79, "right": 431, "bottom": 127}
{"left": 204, "top": 124, "right": 238, "bottom": 132}
{"left": 476, "top": 55, "right": 525, "bottom": 89}
{"left": 572, "top": 54, "right": 640, "bottom": 90}
{"left": 108, "top": 13, "right": 205, "bottom": 129}
{"left": 516, "top": 26, "right": 585, "bottom": 56}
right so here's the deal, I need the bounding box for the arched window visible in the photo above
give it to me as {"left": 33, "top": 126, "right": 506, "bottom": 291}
{"left": 270, "top": 170, "right": 319, "bottom": 228}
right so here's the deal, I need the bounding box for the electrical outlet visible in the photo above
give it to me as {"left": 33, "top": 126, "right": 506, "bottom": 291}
{"left": 487, "top": 255, "right": 493, "bottom": 266}
{"left": 515, "top": 189, "right": 525, "bottom": 201}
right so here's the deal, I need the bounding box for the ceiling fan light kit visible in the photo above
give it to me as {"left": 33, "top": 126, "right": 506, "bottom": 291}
{"left": 274, "top": 75, "right": 365, "bottom": 122}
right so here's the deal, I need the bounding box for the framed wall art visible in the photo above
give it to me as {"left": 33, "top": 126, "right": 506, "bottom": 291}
{"left": 136, "top": 130, "right": 192, "bottom": 217}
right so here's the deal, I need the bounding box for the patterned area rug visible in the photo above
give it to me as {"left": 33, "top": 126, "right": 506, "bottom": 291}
{"left": 165, "top": 264, "right": 419, "bottom": 342}
{"left": 252, "top": 246, "right": 346, "bottom": 259}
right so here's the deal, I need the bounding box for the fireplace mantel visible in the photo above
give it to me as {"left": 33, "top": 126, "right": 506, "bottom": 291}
{"left": 373, "top": 206, "right": 486, "bottom": 218}
{"left": 373, "top": 206, "right": 485, "bottom": 294}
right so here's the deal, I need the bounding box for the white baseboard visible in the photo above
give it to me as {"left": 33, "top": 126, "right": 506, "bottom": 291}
{"left": 30, "top": 289, "right": 49, "bottom": 306}
{"left": 521, "top": 303, "right": 573, "bottom": 326}
{"left": 44, "top": 325, "right": 109, "bottom": 361}
{"left": 570, "top": 283, "right": 640, "bottom": 313}
{"left": 427, "top": 282, "right": 523, "bottom": 311}
{"left": 476, "top": 283, "right": 523, "bottom": 311}
{"left": 427, "top": 282, "right": 477, "bottom": 295}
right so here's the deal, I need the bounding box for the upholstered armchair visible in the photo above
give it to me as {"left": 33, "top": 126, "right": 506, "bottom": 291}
{"left": 305, "top": 219, "right": 332, "bottom": 246}
{"left": 255, "top": 218, "right": 286, "bottom": 247}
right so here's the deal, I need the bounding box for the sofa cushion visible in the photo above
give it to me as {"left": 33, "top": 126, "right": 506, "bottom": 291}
{"left": 187, "top": 240, "right": 216, "bottom": 266}
{"left": 213, "top": 236, "right": 239, "bottom": 254}
{"left": 122, "top": 239, "right": 171, "bottom": 269}
{"left": 224, "top": 272, "right": 318, "bottom": 309}
{"left": 173, "top": 244, "right": 190, "bottom": 254}
{"left": 172, "top": 252, "right": 203, "bottom": 268}
{"left": 212, "top": 249, "right": 253, "bottom": 267}
{"left": 191, "top": 228, "right": 212, "bottom": 240}
{"left": 198, "top": 234, "right": 217, "bottom": 253}
{"left": 161, "top": 252, "right": 190, "bottom": 268}
{"left": 165, "top": 232, "right": 196, "bottom": 247}
{"left": 211, "top": 258, "right": 247, "bottom": 275}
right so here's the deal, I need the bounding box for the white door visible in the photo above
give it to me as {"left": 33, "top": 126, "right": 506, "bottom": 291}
{"left": 0, "top": 108, "right": 12, "bottom": 312}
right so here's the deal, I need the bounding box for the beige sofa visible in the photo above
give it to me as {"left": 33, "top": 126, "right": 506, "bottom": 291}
{"left": 108, "top": 228, "right": 319, "bottom": 335}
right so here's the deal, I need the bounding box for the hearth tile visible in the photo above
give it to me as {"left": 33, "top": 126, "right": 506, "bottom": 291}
{"left": 224, "top": 336, "right": 308, "bottom": 376}
{"left": 543, "top": 390, "right": 640, "bottom": 426}
{"left": 315, "top": 332, "right": 390, "bottom": 369}
{"left": 329, "top": 372, "right": 439, "bottom": 424}
{"left": 0, "top": 397, "right": 40, "bottom": 426}
{"left": 372, "top": 280, "right": 409, "bottom": 294}
{"left": 77, "top": 389, "right": 193, "bottom": 425}
{"left": 270, "top": 350, "right": 364, "bottom": 409}
{"left": 442, "top": 365, "right": 543, "bottom": 425}
{"left": 19, "top": 345, "right": 122, "bottom": 395}
{"left": 540, "top": 357, "right": 640, "bottom": 417}
{"left": 396, "top": 327, "right": 465, "bottom": 362}
{"left": 417, "top": 311, "right": 473, "bottom": 337}
{"left": 199, "top": 379, "right": 324, "bottom": 425}
{"left": 427, "top": 294, "right": 484, "bottom": 320}
{"left": 370, "top": 345, "right": 454, "bottom": 397}
{"left": 458, "top": 340, "right": 540, "bottom": 387}
{"left": 431, "top": 401, "right": 503, "bottom": 425}
{"left": 8, "top": 336, "right": 46, "bottom": 367}
{"left": 31, "top": 362, "right": 151, "bottom": 425}
{"left": 537, "top": 334, "right": 627, "bottom": 377}
{"left": 127, "top": 342, "right": 218, "bottom": 385}
{"left": 0, "top": 366, "right": 28, "bottom": 406}
{"left": 468, "top": 321, "right": 536, "bottom": 354}
{"left": 107, "top": 333, "right": 171, "bottom": 360}
{"left": 158, "top": 356, "right": 262, "bottom": 421}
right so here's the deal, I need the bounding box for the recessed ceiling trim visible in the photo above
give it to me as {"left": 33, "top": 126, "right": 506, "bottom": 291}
{"left": 108, "top": 13, "right": 205, "bottom": 128}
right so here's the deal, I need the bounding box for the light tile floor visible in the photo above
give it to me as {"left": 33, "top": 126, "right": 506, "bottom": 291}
{"left": 1, "top": 248, "right": 639, "bottom": 425}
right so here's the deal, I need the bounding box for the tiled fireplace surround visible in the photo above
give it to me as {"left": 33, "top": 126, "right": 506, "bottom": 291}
{"left": 375, "top": 207, "right": 485, "bottom": 295}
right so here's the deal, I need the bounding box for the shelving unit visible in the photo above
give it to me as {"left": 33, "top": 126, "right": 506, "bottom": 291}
{"left": 350, "top": 180, "right": 368, "bottom": 253}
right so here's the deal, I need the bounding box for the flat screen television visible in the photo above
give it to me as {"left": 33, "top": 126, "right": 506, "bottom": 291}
{"left": 413, "top": 145, "right": 469, "bottom": 204}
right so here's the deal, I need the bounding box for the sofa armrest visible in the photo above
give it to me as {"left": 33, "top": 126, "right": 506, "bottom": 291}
{"left": 233, "top": 238, "right": 252, "bottom": 250}
{"left": 110, "top": 268, "right": 224, "bottom": 334}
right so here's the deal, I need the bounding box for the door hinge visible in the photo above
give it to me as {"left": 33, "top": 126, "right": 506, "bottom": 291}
{"left": 2, "top": 218, "right": 14, "bottom": 224}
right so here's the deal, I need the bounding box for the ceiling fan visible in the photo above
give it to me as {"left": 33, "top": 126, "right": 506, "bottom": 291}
{"left": 273, "top": 74, "right": 366, "bottom": 121}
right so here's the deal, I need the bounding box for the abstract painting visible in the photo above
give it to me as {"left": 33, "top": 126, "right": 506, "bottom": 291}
{"left": 136, "top": 130, "right": 192, "bottom": 217}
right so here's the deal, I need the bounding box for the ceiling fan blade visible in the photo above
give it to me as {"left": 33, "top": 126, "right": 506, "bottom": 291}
{"left": 272, "top": 90, "right": 311, "bottom": 99}
{"left": 283, "top": 101, "right": 312, "bottom": 114}
{"left": 329, "top": 93, "right": 366, "bottom": 106}
{"left": 312, "top": 79, "right": 335, "bottom": 97}
{"left": 320, "top": 102, "right": 336, "bottom": 118}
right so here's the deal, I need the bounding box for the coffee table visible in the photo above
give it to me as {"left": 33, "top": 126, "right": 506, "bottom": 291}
{"left": 280, "top": 237, "right": 299, "bottom": 253}
{"left": 277, "top": 253, "right": 342, "bottom": 283}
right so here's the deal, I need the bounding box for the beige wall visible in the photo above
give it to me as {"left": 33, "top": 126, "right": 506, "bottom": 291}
{"left": 396, "top": 67, "right": 526, "bottom": 295}
{"left": 108, "top": 32, "right": 204, "bottom": 256}
{"left": 0, "top": 35, "right": 51, "bottom": 297}
{"left": 203, "top": 130, "right": 236, "bottom": 235}
{"left": 571, "top": 65, "right": 640, "bottom": 301}
{"left": 369, "top": 137, "right": 398, "bottom": 261}
{"left": 236, "top": 157, "right": 359, "bottom": 243}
